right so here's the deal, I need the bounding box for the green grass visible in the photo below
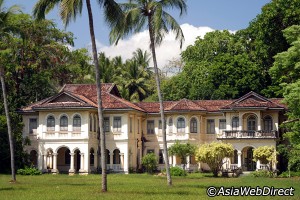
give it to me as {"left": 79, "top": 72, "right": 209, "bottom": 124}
{"left": 0, "top": 173, "right": 299, "bottom": 200}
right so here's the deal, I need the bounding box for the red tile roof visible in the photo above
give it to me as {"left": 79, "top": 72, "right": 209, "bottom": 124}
{"left": 19, "top": 85, "right": 286, "bottom": 113}
{"left": 220, "top": 91, "right": 285, "bottom": 110}
{"left": 165, "top": 99, "right": 206, "bottom": 111}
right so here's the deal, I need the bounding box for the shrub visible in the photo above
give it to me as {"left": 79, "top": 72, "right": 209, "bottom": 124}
{"left": 142, "top": 153, "right": 157, "bottom": 174}
{"left": 169, "top": 166, "right": 187, "bottom": 176}
{"left": 250, "top": 170, "right": 276, "bottom": 178}
{"left": 17, "top": 166, "right": 42, "bottom": 175}
{"left": 278, "top": 171, "right": 300, "bottom": 178}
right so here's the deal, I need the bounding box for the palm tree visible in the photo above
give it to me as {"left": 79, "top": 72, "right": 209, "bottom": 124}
{"left": 118, "top": 59, "right": 151, "bottom": 102}
{"left": 33, "top": 0, "right": 123, "bottom": 192}
{"left": 110, "top": 0, "right": 187, "bottom": 186}
{"left": 0, "top": 0, "right": 20, "bottom": 182}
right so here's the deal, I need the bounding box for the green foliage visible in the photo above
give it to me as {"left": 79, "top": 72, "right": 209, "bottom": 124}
{"left": 168, "top": 141, "right": 196, "bottom": 169}
{"left": 142, "top": 153, "right": 157, "bottom": 174}
{"left": 169, "top": 30, "right": 265, "bottom": 100}
{"left": 270, "top": 25, "right": 300, "bottom": 95}
{"left": 253, "top": 146, "right": 277, "bottom": 170}
{"left": 17, "top": 166, "right": 42, "bottom": 175}
{"left": 195, "top": 142, "right": 234, "bottom": 177}
{"left": 278, "top": 171, "right": 300, "bottom": 178}
{"left": 169, "top": 166, "right": 187, "bottom": 176}
{"left": 250, "top": 170, "right": 277, "bottom": 178}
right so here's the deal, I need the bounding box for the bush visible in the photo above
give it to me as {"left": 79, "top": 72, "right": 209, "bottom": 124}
{"left": 169, "top": 166, "right": 187, "bottom": 176}
{"left": 142, "top": 153, "right": 157, "bottom": 174}
{"left": 17, "top": 166, "right": 42, "bottom": 175}
{"left": 250, "top": 170, "right": 276, "bottom": 178}
{"left": 278, "top": 171, "right": 300, "bottom": 178}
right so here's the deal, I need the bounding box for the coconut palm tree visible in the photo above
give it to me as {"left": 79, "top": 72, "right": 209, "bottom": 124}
{"left": 33, "top": 0, "right": 123, "bottom": 192}
{"left": 110, "top": 0, "right": 187, "bottom": 186}
{"left": 0, "top": 0, "right": 20, "bottom": 182}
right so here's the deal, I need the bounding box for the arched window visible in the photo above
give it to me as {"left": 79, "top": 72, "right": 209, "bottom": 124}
{"left": 168, "top": 118, "right": 173, "bottom": 133}
{"left": 90, "top": 148, "right": 94, "bottom": 165}
{"left": 232, "top": 117, "right": 239, "bottom": 131}
{"left": 65, "top": 149, "right": 70, "bottom": 165}
{"left": 263, "top": 116, "right": 273, "bottom": 132}
{"left": 113, "top": 149, "right": 120, "bottom": 164}
{"left": 47, "top": 116, "right": 55, "bottom": 131}
{"left": 106, "top": 149, "right": 110, "bottom": 165}
{"left": 247, "top": 115, "right": 256, "bottom": 131}
{"left": 60, "top": 116, "right": 68, "bottom": 131}
{"left": 190, "top": 117, "right": 197, "bottom": 133}
{"left": 29, "top": 150, "right": 38, "bottom": 167}
{"left": 73, "top": 115, "right": 81, "bottom": 131}
{"left": 177, "top": 117, "right": 185, "bottom": 133}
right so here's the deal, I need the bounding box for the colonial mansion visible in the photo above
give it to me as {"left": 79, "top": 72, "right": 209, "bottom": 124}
{"left": 20, "top": 84, "right": 286, "bottom": 174}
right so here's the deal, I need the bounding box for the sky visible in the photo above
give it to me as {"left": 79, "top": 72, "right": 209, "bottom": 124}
{"left": 5, "top": 0, "right": 271, "bottom": 68}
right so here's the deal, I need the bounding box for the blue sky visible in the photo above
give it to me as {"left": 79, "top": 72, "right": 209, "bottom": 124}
{"left": 5, "top": 0, "right": 271, "bottom": 67}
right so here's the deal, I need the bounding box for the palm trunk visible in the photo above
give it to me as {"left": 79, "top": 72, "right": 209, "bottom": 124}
{"left": 0, "top": 67, "right": 16, "bottom": 182}
{"left": 148, "top": 15, "right": 172, "bottom": 186}
{"left": 86, "top": 0, "right": 107, "bottom": 192}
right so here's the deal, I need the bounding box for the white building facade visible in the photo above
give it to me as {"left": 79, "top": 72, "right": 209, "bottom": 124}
{"left": 20, "top": 84, "right": 286, "bottom": 174}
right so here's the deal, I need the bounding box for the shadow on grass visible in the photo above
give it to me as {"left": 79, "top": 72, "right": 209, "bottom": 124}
{"left": 0, "top": 187, "right": 14, "bottom": 191}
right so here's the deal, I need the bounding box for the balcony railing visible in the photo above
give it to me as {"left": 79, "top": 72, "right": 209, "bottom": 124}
{"left": 217, "top": 130, "right": 277, "bottom": 139}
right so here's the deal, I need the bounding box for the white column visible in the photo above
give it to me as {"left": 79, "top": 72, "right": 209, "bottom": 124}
{"left": 43, "top": 154, "right": 47, "bottom": 171}
{"left": 52, "top": 153, "right": 58, "bottom": 173}
{"left": 256, "top": 159, "right": 260, "bottom": 171}
{"left": 79, "top": 153, "right": 84, "bottom": 172}
{"left": 238, "top": 113, "right": 242, "bottom": 131}
{"left": 186, "top": 156, "right": 190, "bottom": 170}
{"left": 69, "top": 153, "right": 75, "bottom": 173}
{"left": 237, "top": 151, "right": 242, "bottom": 168}
{"left": 120, "top": 153, "right": 124, "bottom": 169}
{"left": 110, "top": 153, "right": 113, "bottom": 169}
{"left": 172, "top": 155, "right": 176, "bottom": 167}
{"left": 257, "top": 111, "right": 261, "bottom": 131}
{"left": 49, "top": 155, "right": 53, "bottom": 169}
{"left": 169, "top": 156, "right": 172, "bottom": 167}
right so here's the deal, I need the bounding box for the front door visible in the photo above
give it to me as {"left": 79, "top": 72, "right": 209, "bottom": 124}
{"left": 246, "top": 147, "right": 256, "bottom": 171}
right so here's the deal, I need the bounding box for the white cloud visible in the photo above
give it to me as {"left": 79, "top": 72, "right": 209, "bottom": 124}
{"left": 93, "top": 24, "right": 217, "bottom": 68}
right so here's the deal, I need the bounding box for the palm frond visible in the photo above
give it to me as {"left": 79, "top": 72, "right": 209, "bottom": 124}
{"left": 33, "top": 0, "right": 61, "bottom": 20}
{"left": 162, "top": 10, "right": 184, "bottom": 48}
{"left": 60, "top": 0, "right": 83, "bottom": 27}
{"left": 159, "top": 0, "right": 187, "bottom": 16}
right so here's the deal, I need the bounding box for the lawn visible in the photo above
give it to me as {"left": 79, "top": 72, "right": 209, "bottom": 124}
{"left": 0, "top": 173, "right": 299, "bottom": 200}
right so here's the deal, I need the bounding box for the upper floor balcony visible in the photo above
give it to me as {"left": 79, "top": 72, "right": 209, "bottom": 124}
{"left": 217, "top": 130, "right": 277, "bottom": 139}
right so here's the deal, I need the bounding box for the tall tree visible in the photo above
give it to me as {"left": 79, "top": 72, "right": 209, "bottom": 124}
{"left": 110, "top": 0, "right": 187, "bottom": 186}
{"left": 0, "top": 0, "right": 20, "bottom": 182}
{"left": 33, "top": 0, "right": 122, "bottom": 192}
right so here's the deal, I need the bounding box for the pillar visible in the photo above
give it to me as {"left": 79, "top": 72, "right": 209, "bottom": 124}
{"left": 172, "top": 155, "right": 176, "bottom": 167}
{"left": 256, "top": 159, "right": 260, "bottom": 171}
{"left": 120, "top": 153, "right": 124, "bottom": 169}
{"left": 186, "top": 156, "right": 190, "bottom": 170}
{"left": 257, "top": 111, "right": 262, "bottom": 131}
{"left": 69, "top": 153, "right": 75, "bottom": 173}
{"left": 238, "top": 113, "right": 242, "bottom": 131}
{"left": 43, "top": 154, "right": 47, "bottom": 171}
{"left": 237, "top": 151, "right": 242, "bottom": 168}
{"left": 169, "top": 156, "right": 172, "bottom": 167}
{"left": 110, "top": 153, "right": 113, "bottom": 170}
{"left": 79, "top": 153, "right": 84, "bottom": 172}
{"left": 52, "top": 153, "right": 58, "bottom": 174}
